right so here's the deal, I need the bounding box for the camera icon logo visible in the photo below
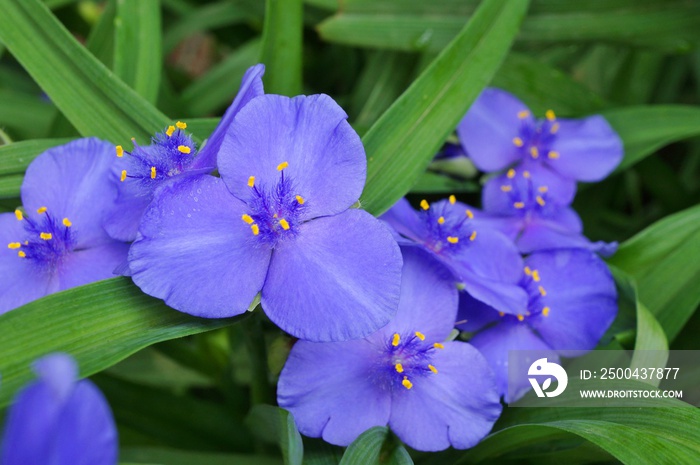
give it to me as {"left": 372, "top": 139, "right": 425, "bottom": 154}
{"left": 528, "top": 358, "right": 568, "bottom": 398}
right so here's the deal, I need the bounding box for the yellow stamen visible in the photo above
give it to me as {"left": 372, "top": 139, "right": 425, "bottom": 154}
{"left": 37, "top": 206, "right": 47, "bottom": 214}
{"left": 538, "top": 285, "right": 547, "bottom": 296}
{"left": 530, "top": 147, "right": 539, "bottom": 159}
{"left": 532, "top": 270, "right": 541, "bottom": 282}
{"left": 279, "top": 219, "right": 290, "bottom": 230}
{"left": 428, "top": 364, "right": 438, "bottom": 374}
{"left": 523, "top": 170, "right": 531, "bottom": 178}
{"left": 433, "top": 342, "right": 444, "bottom": 349}
{"left": 470, "top": 231, "right": 477, "bottom": 241}
{"left": 166, "top": 125, "right": 176, "bottom": 137}
{"left": 545, "top": 109, "right": 556, "bottom": 121}
{"left": 295, "top": 195, "right": 305, "bottom": 204}
{"left": 437, "top": 216, "right": 445, "bottom": 225}
{"left": 177, "top": 145, "right": 191, "bottom": 154}
{"left": 40, "top": 232, "right": 52, "bottom": 240}
{"left": 241, "top": 214, "right": 254, "bottom": 224}
{"left": 501, "top": 185, "right": 512, "bottom": 192}
{"left": 538, "top": 186, "right": 549, "bottom": 193}
{"left": 466, "top": 209, "right": 474, "bottom": 219}
{"left": 251, "top": 224, "right": 260, "bottom": 236}
{"left": 18, "top": 250, "right": 26, "bottom": 258}
{"left": 175, "top": 121, "right": 187, "bottom": 129}
{"left": 524, "top": 266, "right": 532, "bottom": 275}
{"left": 548, "top": 151, "right": 560, "bottom": 159}
{"left": 550, "top": 123, "right": 560, "bottom": 134}
{"left": 513, "top": 137, "right": 524, "bottom": 147}
{"left": 248, "top": 176, "right": 255, "bottom": 188}
{"left": 542, "top": 306, "right": 550, "bottom": 316}
{"left": 420, "top": 199, "right": 429, "bottom": 210}
{"left": 8, "top": 242, "right": 21, "bottom": 249}
{"left": 277, "top": 161, "right": 289, "bottom": 171}
{"left": 536, "top": 196, "right": 546, "bottom": 207}
{"left": 151, "top": 167, "right": 157, "bottom": 179}
{"left": 517, "top": 110, "right": 530, "bottom": 119}
{"left": 15, "top": 210, "right": 23, "bottom": 221}
{"left": 62, "top": 218, "right": 72, "bottom": 227}
{"left": 395, "top": 363, "right": 404, "bottom": 373}
{"left": 447, "top": 236, "right": 459, "bottom": 244}
{"left": 507, "top": 169, "right": 516, "bottom": 179}
{"left": 499, "top": 311, "right": 505, "bottom": 317}
{"left": 116, "top": 145, "right": 124, "bottom": 157}
{"left": 120, "top": 170, "right": 127, "bottom": 182}
{"left": 517, "top": 314, "right": 525, "bottom": 321}
{"left": 402, "top": 377, "right": 413, "bottom": 390}
{"left": 449, "top": 195, "right": 456, "bottom": 205}
{"left": 415, "top": 331, "right": 426, "bottom": 341}
{"left": 514, "top": 202, "right": 525, "bottom": 209}
{"left": 392, "top": 333, "right": 400, "bottom": 346}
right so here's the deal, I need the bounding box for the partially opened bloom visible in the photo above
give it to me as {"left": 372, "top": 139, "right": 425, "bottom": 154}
{"left": 129, "top": 93, "right": 402, "bottom": 342}
{"left": 457, "top": 87, "right": 623, "bottom": 199}
{"left": 381, "top": 197, "right": 527, "bottom": 314}
{"left": 278, "top": 247, "right": 502, "bottom": 451}
{"left": 0, "top": 353, "right": 117, "bottom": 465}
{"left": 105, "top": 64, "right": 265, "bottom": 241}
{"left": 0, "top": 138, "right": 129, "bottom": 314}
{"left": 458, "top": 249, "right": 617, "bottom": 401}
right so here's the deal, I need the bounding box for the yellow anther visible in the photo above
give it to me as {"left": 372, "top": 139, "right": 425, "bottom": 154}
{"left": 433, "top": 342, "right": 444, "bottom": 349}
{"left": 449, "top": 195, "right": 456, "bottom": 205}
{"left": 15, "top": 210, "right": 23, "bottom": 221}
{"left": 251, "top": 224, "right": 260, "bottom": 236}
{"left": 415, "top": 331, "right": 426, "bottom": 341}
{"left": 523, "top": 170, "right": 531, "bottom": 178}
{"left": 507, "top": 169, "right": 516, "bottom": 179}
{"left": 517, "top": 110, "right": 530, "bottom": 119}
{"left": 166, "top": 125, "right": 176, "bottom": 137}
{"left": 420, "top": 199, "right": 429, "bottom": 210}
{"left": 514, "top": 202, "right": 525, "bottom": 209}
{"left": 402, "top": 377, "right": 413, "bottom": 390}
{"left": 295, "top": 195, "right": 305, "bottom": 204}
{"left": 530, "top": 147, "right": 539, "bottom": 159}
{"left": 392, "top": 333, "right": 400, "bottom": 347}
{"left": 470, "top": 231, "right": 477, "bottom": 241}
{"left": 550, "top": 123, "right": 560, "bottom": 134}
{"left": 542, "top": 306, "right": 550, "bottom": 316}
{"left": 37, "top": 206, "right": 47, "bottom": 214}
{"left": 538, "top": 186, "right": 549, "bottom": 193}
{"left": 116, "top": 145, "right": 124, "bottom": 157}
{"left": 437, "top": 216, "right": 445, "bottom": 225}
{"left": 150, "top": 167, "right": 157, "bottom": 179}
{"left": 241, "top": 214, "right": 254, "bottom": 224}
{"left": 40, "top": 232, "right": 52, "bottom": 240}
{"left": 548, "top": 151, "right": 560, "bottom": 159}
{"left": 536, "top": 196, "right": 546, "bottom": 207}
{"left": 447, "top": 236, "right": 459, "bottom": 244}
{"left": 517, "top": 314, "right": 525, "bottom": 321}
{"left": 120, "top": 170, "right": 127, "bottom": 182}
{"left": 8, "top": 242, "right": 21, "bottom": 249}
{"left": 428, "top": 364, "right": 438, "bottom": 374}
{"left": 524, "top": 266, "right": 532, "bottom": 275}
{"left": 499, "top": 311, "right": 505, "bottom": 317}
{"left": 466, "top": 209, "right": 474, "bottom": 219}
{"left": 62, "top": 218, "right": 72, "bottom": 227}
{"left": 500, "top": 185, "right": 512, "bottom": 192}
{"left": 532, "top": 270, "right": 541, "bottom": 282}
{"left": 247, "top": 176, "right": 255, "bottom": 188}
{"left": 18, "top": 250, "right": 26, "bottom": 258}
{"left": 279, "top": 219, "right": 290, "bottom": 230}
{"left": 545, "top": 109, "right": 556, "bottom": 121}
{"left": 395, "top": 363, "right": 404, "bottom": 373}
{"left": 177, "top": 145, "right": 191, "bottom": 154}
{"left": 175, "top": 121, "right": 187, "bottom": 129}
{"left": 277, "top": 161, "right": 289, "bottom": 171}
{"left": 538, "top": 285, "right": 547, "bottom": 296}
{"left": 513, "top": 137, "right": 524, "bottom": 147}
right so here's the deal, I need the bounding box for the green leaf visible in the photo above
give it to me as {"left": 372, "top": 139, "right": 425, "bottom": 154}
{"left": 359, "top": 0, "right": 529, "bottom": 215}
{"left": 246, "top": 405, "right": 304, "bottom": 465}
{"left": 0, "top": 0, "right": 170, "bottom": 143}
{"left": 410, "top": 171, "right": 479, "bottom": 195}
{"left": 0, "top": 138, "right": 73, "bottom": 176}
{"left": 0, "top": 277, "right": 239, "bottom": 408}
{"left": 0, "top": 88, "right": 57, "bottom": 140}
{"left": 260, "top": 0, "right": 303, "bottom": 96}
{"left": 339, "top": 427, "right": 413, "bottom": 465}
{"left": 114, "top": 0, "right": 162, "bottom": 103}
{"left": 0, "top": 174, "right": 22, "bottom": 200}
{"left": 608, "top": 203, "right": 700, "bottom": 341}
{"left": 120, "top": 447, "right": 283, "bottom": 465}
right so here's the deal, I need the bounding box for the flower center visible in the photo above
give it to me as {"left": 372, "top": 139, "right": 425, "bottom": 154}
{"left": 498, "top": 168, "right": 552, "bottom": 216}
{"left": 240, "top": 161, "right": 306, "bottom": 247}
{"left": 418, "top": 196, "right": 477, "bottom": 255}
{"left": 498, "top": 265, "right": 551, "bottom": 323}
{"left": 8, "top": 208, "right": 76, "bottom": 269}
{"left": 381, "top": 331, "right": 444, "bottom": 391}
{"left": 512, "top": 109, "right": 560, "bottom": 162}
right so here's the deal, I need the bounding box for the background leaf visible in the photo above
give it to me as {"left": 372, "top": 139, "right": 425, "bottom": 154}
{"left": 339, "top": 427, "right": 412, "bottom": 465}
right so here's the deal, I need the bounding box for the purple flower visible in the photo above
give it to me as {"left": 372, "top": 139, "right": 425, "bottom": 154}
{"left": 457, "top": 88, "right": 623, "bottom": 199}
{"left": 0, "top": 139, "right": 129, "bottom": 314}
{"left": 105, "top": 64, "right": 265, "bottom": 241}
{"left": 479, "top": 167, "right": 618, "bottom": 256}
{"left": 381, "top": 197, "right": 527, "bottom": 315}
{"left": 458, "top": 249, "right": 618, "bottom": 401}
{"left": 0, "top": 353, "right": 118, "bottom": 465}
{"left": 128, "top": 93, "right": 402, "bottom": 342}
{"left": 278, "top": 247, "right": 502, "bottom": 451}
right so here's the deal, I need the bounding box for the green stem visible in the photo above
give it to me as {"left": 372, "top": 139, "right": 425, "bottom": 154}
{"left": 240, "top": 308, "right": 274, "bottom": 406}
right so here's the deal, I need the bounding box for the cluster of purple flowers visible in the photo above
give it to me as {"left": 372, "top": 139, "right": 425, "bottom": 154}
{"left": 1, "top": 72, "right": 621, "bottom": 456}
